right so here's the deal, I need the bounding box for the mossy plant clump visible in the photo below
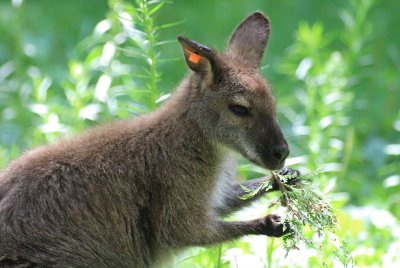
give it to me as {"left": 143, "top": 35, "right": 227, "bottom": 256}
{"left": 273, "top": 170, "right": 353, "bottom": 266}
{"left": 242, "top": 170, "right": 353, "bottom": 267}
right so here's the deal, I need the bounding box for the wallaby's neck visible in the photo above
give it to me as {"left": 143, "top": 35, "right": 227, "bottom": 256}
{"left": 151, "top": 76, "right": 201, "bottom": 133}
{"left": 138, "top": 75, "right": 223, "bottom": 172}
{"left": 152, "top": 76, "right": 197, "bottom": 121}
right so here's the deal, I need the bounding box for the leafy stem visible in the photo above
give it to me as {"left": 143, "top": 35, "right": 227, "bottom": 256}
{"left": 271, "top": 171, "right": 291, "bottom": 206}
{"left": 136, "top": 0, "right": 161, "bottom": 109}
{"left": 259, "top": 170, "right": 353, "bottom": 266}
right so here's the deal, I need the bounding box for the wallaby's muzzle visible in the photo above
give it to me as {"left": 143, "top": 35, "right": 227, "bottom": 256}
{"left": 255, "top": 119, "right": 290, "bottom": 170}
{"left": 272, "top": 143, "right": 290, "bottom": 167}
{"left": 258, "top": 141, "right": 289, "bottom": 170}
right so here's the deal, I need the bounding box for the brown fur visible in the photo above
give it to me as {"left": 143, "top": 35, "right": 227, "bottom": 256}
{"left": 0, "top": 12, "right": 293, "bottom": 267}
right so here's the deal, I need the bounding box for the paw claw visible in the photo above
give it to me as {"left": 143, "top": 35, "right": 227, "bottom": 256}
{"left": 258, "top": 214, "right": 289, "bottom": 238}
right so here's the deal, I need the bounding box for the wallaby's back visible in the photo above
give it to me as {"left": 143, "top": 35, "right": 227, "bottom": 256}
{"left": 0, "top": 99, "right": 223, "bottom": 266}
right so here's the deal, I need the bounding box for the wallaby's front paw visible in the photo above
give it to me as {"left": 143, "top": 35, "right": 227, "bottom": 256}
{"left": 278, "top": 167, "right": 300, "bottom": 177}
{"left": 256, "top": 214, "right": 290, "bottom": 237}
{"left": 273, "top": 167, "right": 301, "bottom": 188}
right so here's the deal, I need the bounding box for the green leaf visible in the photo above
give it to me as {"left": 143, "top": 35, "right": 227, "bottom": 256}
{"left": 156, "top": 20, "right": 185, "bottom": 30}
{"left": 155, "top": 39, "right": 176, "bottom": 47}
{"left": 148, "top": 2, "right": 164, "bottom": 16}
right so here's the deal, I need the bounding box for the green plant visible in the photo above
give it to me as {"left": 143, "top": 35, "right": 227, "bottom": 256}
{"left": 238, "top": 169, "right": 353, "bottom": 267}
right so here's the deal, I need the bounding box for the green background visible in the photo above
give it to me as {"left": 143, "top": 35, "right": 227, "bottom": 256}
{"left": 0, "top": 0, "right": 399, "bottom": 266}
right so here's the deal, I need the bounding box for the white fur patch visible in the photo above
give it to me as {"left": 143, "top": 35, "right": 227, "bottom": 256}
{"left": 210, "top": 154, "right": 237, "bottom": 213}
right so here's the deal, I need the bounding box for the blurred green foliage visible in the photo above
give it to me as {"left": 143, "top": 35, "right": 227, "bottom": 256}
{"left": 0, "top": 0, "right": 399, "bottom": 267}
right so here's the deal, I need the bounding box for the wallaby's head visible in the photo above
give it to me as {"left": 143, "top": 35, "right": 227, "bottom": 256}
{"left": 178, "top": 12, "right": 289, "bottom": 170}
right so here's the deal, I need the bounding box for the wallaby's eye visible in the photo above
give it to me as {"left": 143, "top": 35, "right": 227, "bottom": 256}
{"left": 229, "top": 105, "right": 250, "bottom": 116}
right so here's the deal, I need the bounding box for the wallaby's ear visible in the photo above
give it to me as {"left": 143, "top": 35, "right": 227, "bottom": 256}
{"left": 227, "top": 11, "right": 270, "bottom": 68}
{"left": 178, "top": 36, "right": 221, "bottom": 85}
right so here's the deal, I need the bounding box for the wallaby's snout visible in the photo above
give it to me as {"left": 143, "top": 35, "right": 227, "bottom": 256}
{"left": 270, "top": 139, "right": 290, "bottom": 170}
{"left": 272, "top": 143, "right": 289, "bottom": 164}
{"left": 255, "top": 118, "right": 290, "bottom": 170}
{"left": 268, "top": 119, "right": 290, "bottom": 169}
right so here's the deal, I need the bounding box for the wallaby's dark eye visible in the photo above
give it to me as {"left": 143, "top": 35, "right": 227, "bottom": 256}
{"left": 229, "top": 105, "right": 250, "bottom": 116}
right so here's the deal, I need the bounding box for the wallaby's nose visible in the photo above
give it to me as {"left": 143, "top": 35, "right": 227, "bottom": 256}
{"left": 272, "top": 144, "right": 289, "bottom": 163}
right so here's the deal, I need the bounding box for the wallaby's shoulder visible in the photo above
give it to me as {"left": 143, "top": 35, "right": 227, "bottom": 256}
{"left": 0, "top": 118, "right": 137, "bottom": 180}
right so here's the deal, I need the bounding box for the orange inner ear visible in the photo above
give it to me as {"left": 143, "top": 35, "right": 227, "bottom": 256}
{"left": 186, "top": 49, "right": 202, "bottom": 64}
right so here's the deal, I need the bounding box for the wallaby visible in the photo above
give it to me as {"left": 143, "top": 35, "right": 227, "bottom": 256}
{"left": 0, "top": 11, "right": 299, "bottom": 267}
